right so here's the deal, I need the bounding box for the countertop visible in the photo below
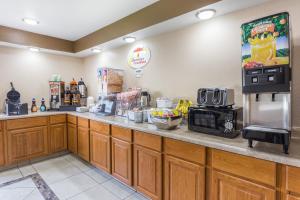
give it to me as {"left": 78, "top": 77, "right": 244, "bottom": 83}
{"left": 1, "top": 111, "right": 300, "bottom": 168}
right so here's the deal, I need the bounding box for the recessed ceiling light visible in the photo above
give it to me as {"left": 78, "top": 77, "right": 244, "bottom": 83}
{"left": 123, "top": 36, "right": 136, "bottom": 43}
{"left": 91, "top": 48, "right": 101, "bottom": 53}
{"left": 22, "top": 18, "right": 39, "bottom": 25}
{"left": 196, "top": 9, "right": 216, "bottom": 20}
{"left": 29, "top": 47, "right": 40, "bottom": 52}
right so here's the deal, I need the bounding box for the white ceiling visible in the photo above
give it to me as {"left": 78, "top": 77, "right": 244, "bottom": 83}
{"left": 0, "top": 0, "right": 158, "bottom": 41}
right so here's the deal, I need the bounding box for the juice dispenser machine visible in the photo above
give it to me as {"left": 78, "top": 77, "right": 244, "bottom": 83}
{"left": 241, "top": 12, "right": 292, "bottom": 154}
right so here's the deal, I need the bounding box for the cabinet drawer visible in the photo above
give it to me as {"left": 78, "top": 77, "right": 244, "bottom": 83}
{"left": 112, "top": 125, "right": 132, "bottom": 142}
{"left": 90, "top": 120, "right": 110, "bottom": 135}
{"left": 212, "top": 149, "right": 276, "bottom": 186}
{"left": 78, "top": 117, "right": 89, "bottom": 128}
{"left": 287, "top": 166, "right": 300, "bottom": 194}
{"left": 164, "top": 138, "right": 205, "bottom": 165}
{"left": 134, "top": 131, "right": 162, "bottom": 152}
{"left": 67, "top": 115, "right": 77, "bottom": 125}
{"left": 50, "top": 114, "right": 66, "bottom": 125}
{"left": 7, "top": 117, "right": 47, "bottom": 130}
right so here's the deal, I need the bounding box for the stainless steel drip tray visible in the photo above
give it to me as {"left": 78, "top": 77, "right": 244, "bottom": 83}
{"left": 244, "top": 125, "right": 290, "bottom": 134}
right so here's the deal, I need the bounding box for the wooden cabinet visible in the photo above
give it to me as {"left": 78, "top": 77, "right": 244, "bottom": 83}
{"left": 78, "top": 126, "right": 90, "bottom": 161}
{"left": 67, "top": 123, "right": 77, "bottom": 154}
{"left": 50, "top": 124, "right": 67, "bottom": 153}
{"left": 286, "top": 166, "right": 300, "bottom": 195}
{"left": 7, "top": 126, "right": 48, "bottom": 164}
{"left": 90, "top": 131, "right": 111, "bottom": 173}
{"left": 287, "top": 195, "right": 300, "bottom": 200}
{"left": 112, "top": 137, "right": 132, "bottom": 185}
{"left": 211, "top": 170, "right": 276, "bottom": 200}
{"left": 134, "top": 131, "right": 162, "bottom": 200}
{"left": 164, "top": 155, "right": 205, "bottom": 200}
{"left": 0, "top": 122, "right": 5, "bottom": 166}
{"left": 164, "top": 138, "right": 205, "bottom": 200}
{"left": 134, "top": 145, "right": 162, "bottom": 200}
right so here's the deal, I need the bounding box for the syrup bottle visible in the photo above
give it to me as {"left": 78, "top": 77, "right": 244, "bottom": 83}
{"left": 31, "top": 98, "right": 38, "bottom": 112}
{"left": 40, "top": 98, "right": 47, "bottom": 112}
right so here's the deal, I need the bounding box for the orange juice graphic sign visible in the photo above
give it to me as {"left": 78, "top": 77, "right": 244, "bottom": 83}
{"left": 241, "top": 13, "right": 289, "bottom": 69}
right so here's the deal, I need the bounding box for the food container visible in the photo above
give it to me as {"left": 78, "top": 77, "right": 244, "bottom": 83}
{"left": 156, "top": 98, "right": 173, "bottom": 108}
{"left": 151, "top": 116, "right": 182, "bottom": 130}
{"left": 134, "top": 111, "right": 143, "bottom": 123}
{"left": 128, "top": 110, "right": 143, "bottom": 123}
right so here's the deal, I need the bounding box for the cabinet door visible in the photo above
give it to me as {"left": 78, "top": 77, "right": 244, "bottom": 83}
{"left": 134, "top": 145, "right": 162, "bottom": 200}
{"left": 164, "top": 155, "right": 205, "bottom": 200}
{"left": 7, "top": 126, "right": 48, "bottom": 164}
{"left": 211, "top": 170, "right": 276, "bottom": 200}
{"left": 0, "top": 132, "right": 5, "bottom": 166}
{"left": 287, "top": 195, "right": 300, "bottom": 200}
{"left": 90, "top": 131, "right": 110, "bottom": 173}
{"left": 50, "top": 124, "right": 67, "bottom": 153}
{"left": 112, "top": 137, "right": 132, "bottom": 185}
{"left": 67, "top": 123, "right": 77, "bottom": 154}
{"left": 78, "top": 126, "right": 90, "bottom": 161}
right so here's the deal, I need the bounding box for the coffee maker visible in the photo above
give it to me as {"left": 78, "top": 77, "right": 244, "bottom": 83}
{"left": 241, "top": 13, "right": 292, "bottom": 154}
{"left": 5, "top": 82, "right": 28, "bottom": 116}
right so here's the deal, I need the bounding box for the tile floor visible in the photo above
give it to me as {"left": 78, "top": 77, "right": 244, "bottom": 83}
{"left": 0, "top": 154, "right": 150, "bottom": 200}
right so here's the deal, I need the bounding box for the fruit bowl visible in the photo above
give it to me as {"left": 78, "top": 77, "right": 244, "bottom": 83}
{"left": 151, "top": 115, "right": 182, "bottom": 130}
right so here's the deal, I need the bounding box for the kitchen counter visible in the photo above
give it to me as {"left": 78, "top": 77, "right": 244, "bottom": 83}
{"left": 1, "top": 111, "right": 300, "bottom": 167}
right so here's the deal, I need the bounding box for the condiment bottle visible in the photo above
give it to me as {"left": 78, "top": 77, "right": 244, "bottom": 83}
{"left": 40, "top": 98, "right": 47, "bottom": 112}
{"left": 31, "top": 98, "right": 38, "bottom": 112}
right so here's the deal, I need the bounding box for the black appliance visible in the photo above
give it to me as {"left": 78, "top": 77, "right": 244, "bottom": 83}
{"left": 188, "top": 106, "right": 242, "bottom": 138}
{"left": 197, "top": 88, "right": 234, "bottom": 107}
{"left": 5, "top": 82, "right": 28, "bottom": 116}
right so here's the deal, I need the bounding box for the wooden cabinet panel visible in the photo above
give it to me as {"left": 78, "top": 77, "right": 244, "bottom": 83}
{"left": 112, "top": 125, "right": 132, "bottom": 142}
{"left": 50, "top": 124, "right": 67, "bottom": 153}
{"left": 211, "top": 170, "right": 276, "bottom": 200}
{"left": 77, "top": 126, "right": 90, "bottom": 161}
{"left": 90, "top": 120, "right": 110, "bottom": 135}
{"left": 287, "top": 166, "right": 300, "bottom": 194}
{"left": 287, "top": 195, "right": 300, "bottom": 200}
{"left": 164, "top": 138, "right": 205, "bottom": 165}
{"left": 7, "top": 126, "right": 48, "bottom": 164}
{"left": 212, "top": 149, "right": 276, "bottom": 186}
{"left": 67, "top": 115, "right": 77, "bottom": 125}
{"left": 90, "top": 131, "right": 110, "bottom": 173}
{"left": 78, "top": 117, "right": 89, "bottom": 128}
{"left": 7, "top": 117, "right": 47, "bottom": 130}
{"left": 134, "top": 145, "right": 162, "bottom": 200}
{"left": 50, "top": 114, "right": 66, "bottom": 125}
{"left": 112, "top": 137, "right": 132, "bottom": 185}
{"left": 164, "top": 155, "right": 205, "bottom": 200}
{"left": 134, "top": 131, "right": 162, "bottom": 151}
{"left": 67, "top": 123, "right": 77, "bottom": 154}
{"left": 0, "top": 132, "right": 5, "bottom": 166}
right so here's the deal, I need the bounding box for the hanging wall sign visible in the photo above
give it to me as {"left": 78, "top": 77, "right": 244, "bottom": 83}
{"left": 128, "top": 46, "right": 151, "bottom": 69}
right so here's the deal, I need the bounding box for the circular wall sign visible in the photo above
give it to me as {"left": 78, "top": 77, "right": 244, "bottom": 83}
{"left": 128, "top": 46, "right": 151, "bottom": 69}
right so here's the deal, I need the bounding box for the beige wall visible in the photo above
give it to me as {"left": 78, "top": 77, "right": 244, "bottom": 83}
{"left": 0, "top": 46, "right": 83, "bottom": 110}
{"left": 83, "top": 0, "right": 300, "bottom": 127}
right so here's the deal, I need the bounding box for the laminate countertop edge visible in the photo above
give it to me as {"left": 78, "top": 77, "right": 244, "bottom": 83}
{"left": 1, "top": 111, "right": 300, "bottom": 168}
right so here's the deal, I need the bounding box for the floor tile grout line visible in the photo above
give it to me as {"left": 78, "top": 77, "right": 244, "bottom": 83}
{"left": 21, "top": 187, "right": 36, "bottom": 200}
{"left": 65, "top": 183, "right": 101, "bottom": 200}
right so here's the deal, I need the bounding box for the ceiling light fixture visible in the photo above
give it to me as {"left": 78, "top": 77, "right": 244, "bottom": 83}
{"left": 22, "top": 18, "right": 39, "bottom": 25}
{"left": 196, "top": 9, "right": 216, "bottom": 20}
{"left": 91, "top": 48, "right": 101, "bottom": 53}
{"left": 29, "top": 47, "right": 40, "bottom": 52}
{"left": 123, "top": 36, "right": 136, "bottom": 43}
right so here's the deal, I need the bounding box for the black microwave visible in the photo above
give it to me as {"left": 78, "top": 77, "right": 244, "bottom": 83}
{"left": 188, "top": 106, "right": 242, "bottom": 138}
